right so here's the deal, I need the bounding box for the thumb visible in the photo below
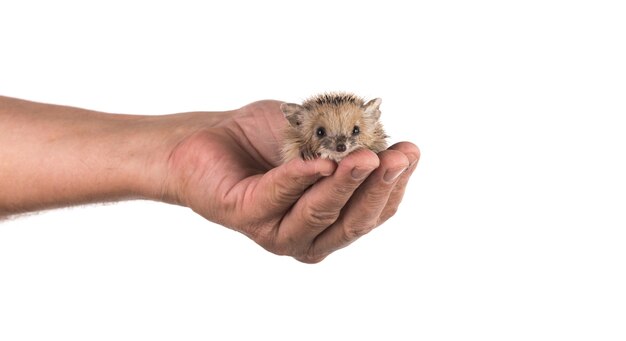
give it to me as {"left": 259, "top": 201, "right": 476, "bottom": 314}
{"left": 254, "top": 158, "right": 336, "bottom": 212}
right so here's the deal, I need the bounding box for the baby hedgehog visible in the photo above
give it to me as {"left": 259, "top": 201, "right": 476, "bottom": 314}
{"left": 280, "top": 92, "right": 388, "bottom": 163}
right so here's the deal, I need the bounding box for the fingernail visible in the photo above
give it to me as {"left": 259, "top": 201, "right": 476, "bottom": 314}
{"left": 383, "top": 167, "right": 406, "bottom": 183}
{"left": 351, "top": 167, "right": 373, "bottom": 180}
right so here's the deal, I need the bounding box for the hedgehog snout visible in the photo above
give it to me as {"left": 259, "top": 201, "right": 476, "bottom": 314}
{"left": 334, "top": 135, "right": 348, "bottom": 152}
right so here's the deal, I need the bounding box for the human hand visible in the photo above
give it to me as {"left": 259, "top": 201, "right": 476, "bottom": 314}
{"left": 163, "top": 100, "right": 420, "bottom": 263}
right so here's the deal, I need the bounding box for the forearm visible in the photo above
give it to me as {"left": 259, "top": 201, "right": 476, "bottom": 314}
{"left": 0, "top": 96, "right": 224, "bottom": 216}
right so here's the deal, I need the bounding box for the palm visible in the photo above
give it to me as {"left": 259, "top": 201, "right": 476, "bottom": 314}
{"left": 167, "top": 101, "right": 295, "bottom": 231}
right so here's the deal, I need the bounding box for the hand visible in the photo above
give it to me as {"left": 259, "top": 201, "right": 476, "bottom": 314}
{"left": 164, "top": 100, "right": 420, "bottom": 263}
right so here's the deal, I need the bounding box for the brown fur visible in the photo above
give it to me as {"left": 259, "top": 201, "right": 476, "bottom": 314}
{"left": 280, "top": 92, "right": 388, "bottom": 163}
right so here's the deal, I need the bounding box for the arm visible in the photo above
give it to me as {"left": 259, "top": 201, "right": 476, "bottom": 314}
{"left": 0, "top": 95, "right": 206, "bottom": 214}
{"left": 0, "top": 96, "right": 420, "bottom": 262}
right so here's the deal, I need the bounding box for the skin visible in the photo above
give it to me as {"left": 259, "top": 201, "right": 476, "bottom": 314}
{"left": 0, "top": 96, "right": 420, "bottom": 263}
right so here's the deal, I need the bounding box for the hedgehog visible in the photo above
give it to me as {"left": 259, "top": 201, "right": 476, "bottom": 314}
{"left": 280, "top": 92, "right": 388, "bottom": 163}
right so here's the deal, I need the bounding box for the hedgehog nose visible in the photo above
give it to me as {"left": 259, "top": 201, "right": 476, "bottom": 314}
{"left": 336, "top": 143, "right": 346, "bottom": 152}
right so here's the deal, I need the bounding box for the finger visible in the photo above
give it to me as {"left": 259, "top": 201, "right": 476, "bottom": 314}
{"left": 251, "top": 157, "right": 336, "bottom": 217}
{"left": 277, "top": 149, "right": 380, "bottom": 256}
{"left": 379, "top": 142, "right": 421, "bottom": 224}
{"left": 305, "top": 149, "right": 410, "bottom": 260}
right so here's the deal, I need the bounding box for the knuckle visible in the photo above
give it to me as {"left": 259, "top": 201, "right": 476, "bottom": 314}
{"left": 270, "top": 235, "right": 304, "bottom": 258}
{"left": 262, "top": 239, "right": 294, "bottom": 258}
{"left": 296, "top": 250, "right": 328, "bottom": 264}
{"left": 365, "top": 187, "right": 392, "bottom": 206}
{"left": 291, "top": 173, "right": 316, "bottom": 189}
{"left": 302, "top": 205, "right": 338, "bottom": 229}
{"left": 256, "top": 227, "right": 311, "bottom": 259}
{"left": 254, "top": 232, "right": 276, "bottom": 251}
{"left": 268, "top": 244, "right": 290, "bottom": 257}
{"left": 342, "top": 221, "right": 377, "bottom": 243}
{"left": 247, "top": 223, "right": 283, "bottom": 253}
{"left": 386, "top": 204, "right": 399, "bottom": 217}
{"left": 379, "top": 205, "right": 399, "bottom": 224}
{"left": 332, "top": 182, "right": 358, "bottom": 196}
{"left": 267, "top": 182, "right": 293, "bottom": 207}
{"left": 295, "top": 254, "right": 325, "bottom": 264}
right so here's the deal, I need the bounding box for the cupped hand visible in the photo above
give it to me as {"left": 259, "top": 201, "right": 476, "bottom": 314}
{"left": 165, "top": 100, "right": 420, "bottom": 263}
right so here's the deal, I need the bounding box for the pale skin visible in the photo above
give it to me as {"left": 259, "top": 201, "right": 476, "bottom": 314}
{"left": 0, "top": 96, "right": 420, "bottom": 263}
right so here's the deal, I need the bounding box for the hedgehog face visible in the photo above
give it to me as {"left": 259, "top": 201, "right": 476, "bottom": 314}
{"left": 281, "top": 94, "right": 383, "bottom": 162}
{"left": 306, "top": 105, "right": 365, "bottom": 162}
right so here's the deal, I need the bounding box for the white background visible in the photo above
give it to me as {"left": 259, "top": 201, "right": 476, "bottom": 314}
{"left": 1, "top": 0, "right": 625, "bottom": 340}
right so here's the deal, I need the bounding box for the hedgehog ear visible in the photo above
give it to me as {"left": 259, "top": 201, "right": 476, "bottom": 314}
{"left": 280, "top": 103, "right": 307, "bottom": 127}
{"left": 362, "top": 98, "right": 382, "bottom": 120}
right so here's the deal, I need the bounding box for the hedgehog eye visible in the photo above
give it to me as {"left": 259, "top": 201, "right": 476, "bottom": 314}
{"left": 316, "top": 127, "right": 326, "bottom": 137}
{"left": 352, "top": 125, "right": 360, "bottom": 136}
